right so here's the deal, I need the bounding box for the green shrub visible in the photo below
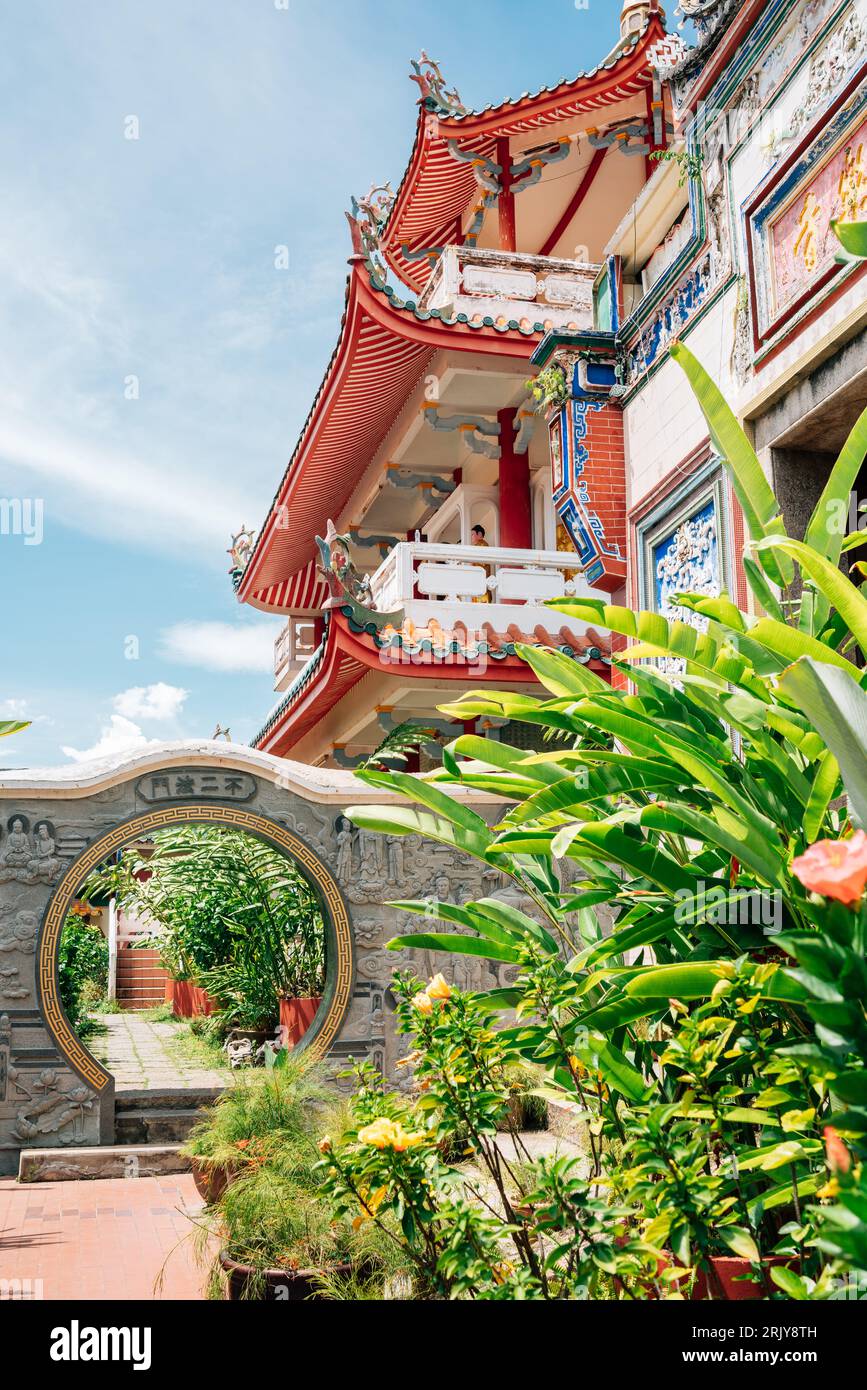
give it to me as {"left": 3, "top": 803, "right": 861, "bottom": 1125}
{"left": 58, "top": 914, "right": 109, "bottom": 1037}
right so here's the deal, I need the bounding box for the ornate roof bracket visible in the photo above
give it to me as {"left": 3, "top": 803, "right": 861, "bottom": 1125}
{"left": 347, "top": 529, "right": 401, "bottom": 557}
{"left": 421, "top": 404, "right": 501, "bottom": 460}
{"left": 400, "top": 241, "right": 444, "bottom": 266}
{"left": 446, "top": 139, "right": 503, "bottom": 193}
{"left": 587, "top": 118, "right": 673, "bottom": 157}
{"left": 509, "top": 137, "right": 573, "bottom": 190}
{"left": 513, "top": 407, "right": 537, "bottom": 455}
{"left": 384, "top": 465, "right": 456, "bottom": 498}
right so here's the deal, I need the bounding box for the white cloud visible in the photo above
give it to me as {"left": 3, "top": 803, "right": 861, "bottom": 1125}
{"left": 0, "top": 698, "right": 52, "bottom": 726}
{"left": 0, "top": 698, "right": 28, "bottom": 718}
{"left": 157, "top": 620, "right": 280, "bottom": 673}
{"left": 61, "top": 714, "right": 154, "bottom": 764}
{"left": 114, "top": 682, "right": 188, "bottom": 721}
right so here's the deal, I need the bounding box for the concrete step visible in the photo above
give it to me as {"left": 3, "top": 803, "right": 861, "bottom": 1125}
{"left": 114, "top": 1110, "right": 201, "bottom": 1145}
{"left": 114, "top": 1088, "right": 222, "bottom": 1144}
{"left": 115, "top": 1088, "right": 223, "bottom": 1112}
{"left": 19, "top": 1145, "right": 190, "bottom": 1183}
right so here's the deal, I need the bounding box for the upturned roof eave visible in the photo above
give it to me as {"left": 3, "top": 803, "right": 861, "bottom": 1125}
{"left": 238, "top": 257, "right": 543, "bottom": 604}
{"left": 380, "top": 14, "right": 666, "bottom": 289}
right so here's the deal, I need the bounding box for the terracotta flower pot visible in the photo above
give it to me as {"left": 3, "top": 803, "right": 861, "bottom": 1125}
{"left": 219, "top": 1250, "right": 353, "bottom": 1302}
{"left": 190, "top": 1159, "right": 236, "bottom": 1206}
{"left": 167, "top": 978, "right": 217, "bottom": 1018}
{"left": 691, "top": 1255, "right": 798, "bottom": 1301}
{"left": 279, "top": 996, "right": 322, "bottom": 1047}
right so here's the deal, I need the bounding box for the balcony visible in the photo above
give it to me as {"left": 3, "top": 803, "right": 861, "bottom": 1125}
{"left": 274, "top": 618, "right": 321, "bottom": 691}
{"left": 368, "top": 540, "right": 596, "bottom": 633}
{"left": 417, "top": 245, "right": 598, "bottom": 332}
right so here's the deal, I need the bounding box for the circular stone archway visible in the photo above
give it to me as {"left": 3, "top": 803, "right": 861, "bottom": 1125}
{"left": 39, "top": 803, "right": 354, "bottom": 1095}
{"left": 0, "top": 741, "right": 499, "bottom": 1173}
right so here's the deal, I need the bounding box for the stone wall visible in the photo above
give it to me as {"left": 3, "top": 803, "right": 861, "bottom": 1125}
{"left": 0, "top": 741, "right": 511, "bottom": 1174}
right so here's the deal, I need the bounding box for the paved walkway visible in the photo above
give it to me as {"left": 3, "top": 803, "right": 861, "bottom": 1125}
{"left": 0, "top": 1174, "right": 211, "bottom": 1299}
{"left": 89, "top": 1012, "right": 230, "bottom": 1092}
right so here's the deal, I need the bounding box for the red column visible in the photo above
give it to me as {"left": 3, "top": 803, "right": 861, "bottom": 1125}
{"left": 496, "top": 138, "right": 516, "bottom": 252}
{"left": 497, "top": 408, "right": 531, "bottom": 550}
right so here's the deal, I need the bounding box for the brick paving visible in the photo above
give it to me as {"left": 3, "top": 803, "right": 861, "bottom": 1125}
{"left": 0, "top": 1174, "right": 211, "bottom": 1300}
{"left": 90, "top": 1012, "right": 230, "bottom": 1091}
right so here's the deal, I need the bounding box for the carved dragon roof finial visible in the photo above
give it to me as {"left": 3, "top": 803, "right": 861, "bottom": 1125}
{"left": 347, "top": 182, "right": 394, "bottom": 286}
{"left": 227, "top": 526, "right": 256, "bottom": 590}
{"left": 409, "top": 51, "right": 467, "bottom": 117}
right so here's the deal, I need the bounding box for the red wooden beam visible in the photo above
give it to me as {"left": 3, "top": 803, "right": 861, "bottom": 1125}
{"left": 538, "top": 146, "right": 606, "bottom": 258}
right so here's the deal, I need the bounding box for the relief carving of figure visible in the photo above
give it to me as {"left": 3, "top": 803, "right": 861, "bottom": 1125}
{"left": 0, "top": 908, "right": 39, "bottom": 954}
{"left": 0, "top": 817, "right": 33, "bottom": 881}
{"left": 29, "top": 821, "right": 62, "bottom": 882}
{"left": 335, "top": 817, "right": 354, "bottom": 883}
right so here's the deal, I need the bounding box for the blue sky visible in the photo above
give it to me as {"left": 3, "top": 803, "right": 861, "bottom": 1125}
{"left": 0, "top": 0, "right": 629, "bottom": 767}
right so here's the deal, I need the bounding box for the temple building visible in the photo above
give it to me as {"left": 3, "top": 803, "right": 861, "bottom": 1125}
{"left": 233, "top": 0, "right": 867, "bottom": 767}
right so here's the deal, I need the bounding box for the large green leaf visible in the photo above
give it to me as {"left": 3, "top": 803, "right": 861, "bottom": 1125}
{"left": 354, "top": 767, "right": 491, "bottom": 838}
{"left": 831, "top": 218, "right": 867, "bottom": 257}
{"left": 805, "top": 399, "right": 867, "bottom": 565}
{"left": 385, "top": 932, "right": 519, "bottom": 963}
{"left": 669, "top": 341, "right": 792, "bottom": 587}
{"left": 624, "top": 962, "right": 733, "bottom": 1000}
{"left": 513, "top": 642, "right": 609, "bottom": 697}
{"left": 755, "top": 537, "right": 867, "bottom": 657}
{"left": 776, "top": 658, "right": 867, "bottom": 829}
{"left": 0, "top": 720, "right": 29, "bottom": 738}
{"left": 345, "top": 804, "right": 492, "bottom": 862}
{"left": 803, "top": 750, "right": 841, "bottom": 843}
{"left": 748, "top": 617, "right": 863, "bottom": 678}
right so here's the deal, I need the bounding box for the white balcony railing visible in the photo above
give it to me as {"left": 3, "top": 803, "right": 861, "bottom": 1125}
{"left": 417, "top": 246, "right": 598, "bottom": 332}
{"left": 369, "top": 541, "right": 596, "bottom": 634}
{"left": 274, "top": 618, "right": 321, "bottom": 691}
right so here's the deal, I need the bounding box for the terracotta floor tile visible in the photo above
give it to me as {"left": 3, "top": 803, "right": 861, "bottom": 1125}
{"left": 0, "top": 1174, "right": 209, "bottom": 1300}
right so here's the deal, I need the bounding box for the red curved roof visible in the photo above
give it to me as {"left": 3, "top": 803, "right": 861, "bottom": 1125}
{"left": 238, "top": 257, "right": 543, "bottom": 609}
{"left": 255, "top": 608, "right": 611, "bottom": 755}
{"left": 382, "top": 16, "right": 666, "bottom": 293}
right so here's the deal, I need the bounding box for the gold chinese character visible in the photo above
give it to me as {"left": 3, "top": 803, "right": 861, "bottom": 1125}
{"left": 793, "top": 191, "right": 822, "bottom": 273}
{"left": 838, "top": 143, "right": 867, "bottom": 222}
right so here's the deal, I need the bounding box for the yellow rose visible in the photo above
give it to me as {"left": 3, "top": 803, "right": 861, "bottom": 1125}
{"left": 358, "top": 1117, "right": 400, "bottom": 1150}
{"left": 413, "top": 991, "right": 434, "bottom": 1015}
{"left": 426, "top": 973, "right": 452, "bottom": 1001}
{"left": 357, "top": 1117, "right": 426, "bottom": 1152}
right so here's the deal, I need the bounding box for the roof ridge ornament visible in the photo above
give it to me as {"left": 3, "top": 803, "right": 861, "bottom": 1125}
{"left": 347, "top": 182, "right": 394, "bottom": 286}
{"left": 409, "top": 51, "right": 467, "bottom": 117}
{"left": 675, "top": 0, "right": 737, "bottom": 42}
{"left": 227, "top": 526, "right": 256, "bottom": 590}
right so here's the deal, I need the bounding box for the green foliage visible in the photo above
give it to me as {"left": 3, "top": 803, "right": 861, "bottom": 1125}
{"left": 81, "top": 826, "right": 325, "bottom": 1029}
{"left": 649, "top": 147, "right": 703, "bottom": 186}
{"left": 185, "top": 1051, "right": 399, "bottom": 1295}
{"left": 183, "top": 1050, "right": 328, "bottom": 1166}
{"left": 58, "top": 913, "right": 109, "bottom": 1038}
{"left": 526, "top": 366, "right": 570, "bottom": 413}
{"left": 332, "top": 349, "right": 867, "bottom": 1297}
{"left": 318, "top": 982, "right": 647, "bottom": 1299}
{"left": 361, "top": 720, "right": 438, "bottom": 771}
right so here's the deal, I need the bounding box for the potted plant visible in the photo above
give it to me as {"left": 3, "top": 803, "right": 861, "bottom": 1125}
{"left": 182, "top": 1049, "right": 328, "bottom": 1206}
{"left": 215, "top": 1156, "right": 390, "bottom": 1301}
